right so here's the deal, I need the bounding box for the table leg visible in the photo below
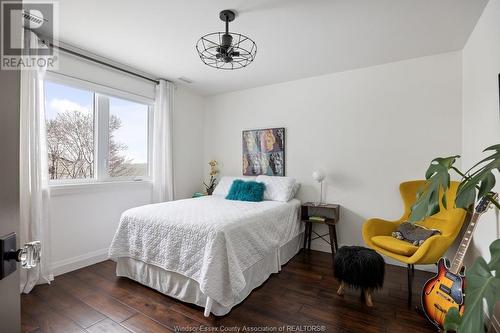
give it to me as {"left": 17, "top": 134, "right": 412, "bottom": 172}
{"left": 307, "top": 223, "right": 312, "bottom": 250}
{"left": 303, "top": 223, "right": 309, "bottom": 250}
{"left": 333, "top": 225, "right": 338, "bottom": 251}
{"left": 328, "top": 224, "right": 335, "bottom": 256}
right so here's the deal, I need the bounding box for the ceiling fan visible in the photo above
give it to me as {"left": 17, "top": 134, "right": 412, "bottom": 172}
{"left": 196, "top": 10, "right": 257, "bottom": 70}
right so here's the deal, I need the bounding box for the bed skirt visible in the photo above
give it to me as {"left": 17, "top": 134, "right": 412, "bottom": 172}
{"left": 115, "top": 231, "right": 304, "bottom": 316}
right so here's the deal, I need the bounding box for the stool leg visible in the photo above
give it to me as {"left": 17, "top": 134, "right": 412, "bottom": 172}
{"left": 364, "top": 289, "right": 373, "bottom": 307}
{"left": 337, "top": 281, "right": 345, "bottom": 296}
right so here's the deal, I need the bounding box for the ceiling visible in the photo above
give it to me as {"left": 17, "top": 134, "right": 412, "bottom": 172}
{"left": 55, "top": 0, "right": 488, "bottom": 96}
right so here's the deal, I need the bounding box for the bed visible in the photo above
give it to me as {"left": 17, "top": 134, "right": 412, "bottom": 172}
{"left": 108, "top": 177, "right": 303, "bottom": 316}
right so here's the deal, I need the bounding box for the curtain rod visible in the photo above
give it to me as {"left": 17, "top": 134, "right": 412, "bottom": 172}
{"left": 50, "top": 43, "right": 160, "bottom": 85}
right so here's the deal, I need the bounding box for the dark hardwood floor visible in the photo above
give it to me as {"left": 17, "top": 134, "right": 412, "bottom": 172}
{"left": 21, "top": 250, "right": 438, "bottom": 333}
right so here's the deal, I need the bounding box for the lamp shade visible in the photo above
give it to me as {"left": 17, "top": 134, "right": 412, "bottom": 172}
{"left": 312, "top": 170, "right": 325, "bottom": 182}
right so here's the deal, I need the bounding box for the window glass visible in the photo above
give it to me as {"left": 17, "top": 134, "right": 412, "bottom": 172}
{"left": 44, "top": 79, "right": 151, "bottom": 183}
{"left": 108, "top": 96, "right": 149, "bottom": 178}
{"left": 45, "top": 81, "right": 95, "bottom": 180}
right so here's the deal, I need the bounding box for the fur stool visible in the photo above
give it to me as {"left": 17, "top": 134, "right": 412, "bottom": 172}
{"left": 333, "top": 246, "right": 385, "bottom": 307}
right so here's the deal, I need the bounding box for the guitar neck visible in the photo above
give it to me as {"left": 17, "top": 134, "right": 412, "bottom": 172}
{"left": 450, "top": 212, "right": 480, "bottom": 274}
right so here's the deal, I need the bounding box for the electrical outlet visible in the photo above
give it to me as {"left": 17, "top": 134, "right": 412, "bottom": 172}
{"left": 0, "top": 233, "right": 17, "bottom": 280}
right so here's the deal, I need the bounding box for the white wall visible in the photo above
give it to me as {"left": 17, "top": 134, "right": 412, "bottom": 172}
{"left": 49, "top": 183, "right": 151, "bottom": 275}
{"left": 462, "top": 0, "right": 500, "bottom": 263}
{"left": 204, "top": 52, "right": 463, "bottom": 264}
{"left": 50, "top": 86, "right": 204, "bottom": 276}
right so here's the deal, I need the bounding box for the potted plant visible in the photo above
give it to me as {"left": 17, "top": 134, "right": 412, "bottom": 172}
{"left": 204, "top": 160, "right": 218, "bottom": 195}
{"left": 408, "top": 144, "right": 500, "bottom": 332}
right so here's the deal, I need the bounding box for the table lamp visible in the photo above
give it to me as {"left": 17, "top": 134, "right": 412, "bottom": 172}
{"left": 312, "top": 170, "right": 325, "bottom": 206}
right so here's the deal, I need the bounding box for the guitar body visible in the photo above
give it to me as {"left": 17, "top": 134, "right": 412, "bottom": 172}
{"left": 422, "top": 258, "right": 465, "bottom": 329}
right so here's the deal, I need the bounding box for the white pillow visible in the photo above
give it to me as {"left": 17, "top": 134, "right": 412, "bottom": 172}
{"left": 212, "top": 176, "right": 256, "bottom": 196}
{"left": 256, "top": 175, "right": 297, "bottom": 202}
{"left": 291, "top": 182, "right": 301, "bottom": 199}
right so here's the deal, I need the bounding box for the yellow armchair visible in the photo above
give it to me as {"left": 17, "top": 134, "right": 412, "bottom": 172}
{"left": 362, "top": 180, "right": 467, "bottom": 304}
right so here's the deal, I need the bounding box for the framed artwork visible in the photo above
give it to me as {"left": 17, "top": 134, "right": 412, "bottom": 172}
{"left": 242, "top": 128, "right": 285, "bottom": 176}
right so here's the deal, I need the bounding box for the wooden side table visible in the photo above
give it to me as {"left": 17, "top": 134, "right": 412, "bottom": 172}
{"left": 301, "top": 202, "right": 341, "bottom": 256}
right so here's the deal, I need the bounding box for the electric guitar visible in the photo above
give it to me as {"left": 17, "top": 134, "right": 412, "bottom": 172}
{"left": 421, "top": 193, "right": 499, "bottom": 330}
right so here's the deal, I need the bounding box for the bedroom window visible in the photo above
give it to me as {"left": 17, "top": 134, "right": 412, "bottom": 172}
{"left": 107, "top": 97, "right": 150, "bottom": 178}
{"left": 45, "top": 81, "right": 96, "bottom": 181}
{"left": 44, "top": 78, "right": 152, "bottom": 184}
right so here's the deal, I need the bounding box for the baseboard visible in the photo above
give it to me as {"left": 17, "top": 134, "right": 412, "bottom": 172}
{"left": 51, "top": 248, "right": 109, "bottom": 277}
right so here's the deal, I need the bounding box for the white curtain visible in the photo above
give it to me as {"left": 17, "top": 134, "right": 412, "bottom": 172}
{"left": 19, "top": 31, "right": 53, "bottom": 293}
{"left": 152, "top": 79, "right": 174, "bottom": 202}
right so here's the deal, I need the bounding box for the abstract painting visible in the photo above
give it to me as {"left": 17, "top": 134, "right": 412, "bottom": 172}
{"left": 242, "top": 128, "right": 285, "bottom": 176}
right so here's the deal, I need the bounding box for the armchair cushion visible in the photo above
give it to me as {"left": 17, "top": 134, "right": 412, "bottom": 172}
{"left": 371, "top": 236, "right": 419, "bottom": 256}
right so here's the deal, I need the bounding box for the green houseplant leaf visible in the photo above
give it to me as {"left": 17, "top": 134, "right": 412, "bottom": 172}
{"left": 409, "top": 145, "right": 500, "bottom": 222}
{"left": 443, "top": 307, "right": 461, "bottom": 332}
{"left": 444, "top": 239, "right": 500, "bottom": 333}
{"left": 408, "top": 155, "right": 458, "bottom": 222}
{"left": 487, "top": 235, "right": 500, "bottom": 270}
{"left": 456, "top": 144, "right": 500, "bottom": 210}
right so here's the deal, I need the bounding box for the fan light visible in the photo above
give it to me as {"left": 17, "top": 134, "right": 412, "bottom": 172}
{"left": 196, "top": 10, "right": 257, "bottom": 70}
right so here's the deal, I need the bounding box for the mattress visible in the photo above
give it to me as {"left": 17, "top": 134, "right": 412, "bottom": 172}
{"left": 109, "top": 196, "right": 302, "bottom": 312}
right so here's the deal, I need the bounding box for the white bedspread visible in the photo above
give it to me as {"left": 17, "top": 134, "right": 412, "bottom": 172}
{"left": 108, "top": 196, "right": 301, "bottom": 307}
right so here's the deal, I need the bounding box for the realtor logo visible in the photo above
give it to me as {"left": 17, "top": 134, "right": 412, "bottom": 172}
{"left": 1, "top": 1, "right": 58, "bottom": 70}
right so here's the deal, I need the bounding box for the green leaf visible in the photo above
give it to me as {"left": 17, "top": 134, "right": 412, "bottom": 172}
{"left": 445, "top": 239, "right": 500, "bottom": 333}
{"left": 408, "top": 155, "right": 458, "bottom": 222}
{"left": 454, "top": 186, "right": 476, "bottom": 211}
{"left": 444, "top": 307, "right": 461, "bottom": 332}
{"left": 477, "top": 172, "right": 496, "bottom": 199}
{"left": 458, "top": 258, "right": 491, "bottom": 333}
{"left": 463, "top": 144, "right": 500, "bottom": 177}
{"left": 488, "top": 239, "right": 500, "bottom": 274}
{"left": 456, "top": 144, "right": 500, "bottom": 209}
{"left": 409, "top": 145, "right": 500, "bottom": 221}
{"left": 442, "top": 191, "right": 448, "bottom": 210}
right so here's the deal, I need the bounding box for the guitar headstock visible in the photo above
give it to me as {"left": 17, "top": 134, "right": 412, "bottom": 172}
{"left": 475, "top": 193, "right": 499, "bottom": 214}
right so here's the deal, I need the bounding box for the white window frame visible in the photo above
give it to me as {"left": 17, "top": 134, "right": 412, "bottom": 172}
{"left": 44, "top": 71, "right": 154, "bottom": 185}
